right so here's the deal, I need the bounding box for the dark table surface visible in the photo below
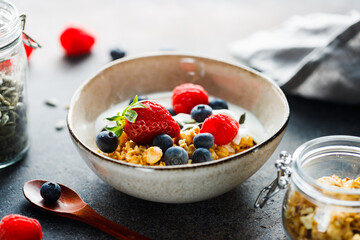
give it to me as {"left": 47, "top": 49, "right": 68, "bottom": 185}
{"left": 2, "top": 1, "right": 360, "bottom": 239}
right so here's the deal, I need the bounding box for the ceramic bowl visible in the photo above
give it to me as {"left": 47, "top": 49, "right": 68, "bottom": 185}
{"left": 67, "top": 53, "right": 290, "bottom": 203}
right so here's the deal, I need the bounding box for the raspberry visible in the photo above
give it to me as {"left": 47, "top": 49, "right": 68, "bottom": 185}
{"left": 0, "top": 214, "right": 43, "bottom": 240}
{"left": 200, "top": 113, "right": 239, "bottom": 145}
{"left": 60, "top": 27, "right": 95, "bottom": 57}
{"left": 172, "top": 83, "right": 208, "bottom": 114}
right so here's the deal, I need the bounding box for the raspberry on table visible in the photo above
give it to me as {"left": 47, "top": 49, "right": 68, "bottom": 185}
{"left": 172, "top": 83, "right": 209, "bottom": 114}
{"left": 0, "top": 214, "right": 43, "bottom": 240}
{"left": 60, "top": 27, "right": 95, "bottom": 57}
{"left": 200, "top": 113, "right": 239, "bottom": 146}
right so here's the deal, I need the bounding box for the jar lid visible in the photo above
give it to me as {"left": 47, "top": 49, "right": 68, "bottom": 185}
{"left": 292, "top": 135, "right": 360, "bottom": 207}
{"left": 0, "top": 1, "right": 23, "bottom": 50}
{"left": 255, "top": 135, "right": 360, "bottom": 208}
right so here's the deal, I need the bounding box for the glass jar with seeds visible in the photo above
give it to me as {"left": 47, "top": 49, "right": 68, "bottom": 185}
{"left": 0, "top": 1, "right": 38, "bottom": 168}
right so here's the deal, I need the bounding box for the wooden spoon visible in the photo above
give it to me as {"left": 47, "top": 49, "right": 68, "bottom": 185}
{"left": 23, "top": 179, "right": 151, "bottom": 240}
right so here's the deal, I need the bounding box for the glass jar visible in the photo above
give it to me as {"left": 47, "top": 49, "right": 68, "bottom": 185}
{"left": 0, "top": 1, "right": 30, "bottom": 168}
{"left": 256, "top": 135, "right": 360, "bottom": 240}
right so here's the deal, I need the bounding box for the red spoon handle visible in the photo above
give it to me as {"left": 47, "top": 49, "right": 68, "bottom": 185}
{"left": 72, "top": 205, "right": 151, "bottom": 240}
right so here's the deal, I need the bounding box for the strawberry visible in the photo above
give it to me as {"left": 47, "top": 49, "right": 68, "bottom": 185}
{"left": 200, "top": 113, "right": 239, "bottom": 145}
{"left": 106, "top": 96, "right": 180, "bottom": 145}
{"left": 172, "top": 83, "right": 208, "bottom": 114}
{"left": 60, "top": 27, "right": 95, "bottom": 57}
{"left": 0, "top": 214, "right": 43, "bottom": 240}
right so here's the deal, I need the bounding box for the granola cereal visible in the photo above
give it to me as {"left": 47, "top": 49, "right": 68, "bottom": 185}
{"left": 99, "top": 126, "right": 255, "bottom": 166}
{"left": 284, "top": 175, "right": 360, "bottom": 240}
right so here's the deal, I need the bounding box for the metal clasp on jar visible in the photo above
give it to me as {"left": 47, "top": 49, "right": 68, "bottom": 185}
{"left": 254, "top": 151, "right": 292, "bottom": 208}
{"left": 20, "top": 14, "right": 41, "bottom": 49}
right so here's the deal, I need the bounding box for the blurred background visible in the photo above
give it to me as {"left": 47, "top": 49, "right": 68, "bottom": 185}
{"left": 2, "top": 1, "right": 360, "bottom": 239}
{"left": 12, "top": 0, "right": 360, "bottom": 102}
{"left": 14, "top": 0, "right": 360, "bottom": 59}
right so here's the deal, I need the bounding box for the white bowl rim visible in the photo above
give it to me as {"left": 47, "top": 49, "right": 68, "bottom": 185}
{"left": 67, "top": 52, "right": 290, "bottom": 171}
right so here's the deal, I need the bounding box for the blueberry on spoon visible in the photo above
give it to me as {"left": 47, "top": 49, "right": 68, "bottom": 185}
{"left": 40, "top": 182, "right": 61, "bottom": 202}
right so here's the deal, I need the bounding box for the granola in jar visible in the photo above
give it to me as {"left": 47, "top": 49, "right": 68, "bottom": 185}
{"left": 284, "top": 175, "right": 360, "bottom": 240}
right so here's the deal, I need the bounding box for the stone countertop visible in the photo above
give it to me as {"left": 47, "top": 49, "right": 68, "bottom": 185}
{"left": 1, "top": 0, "right": 360, "bottom": 239}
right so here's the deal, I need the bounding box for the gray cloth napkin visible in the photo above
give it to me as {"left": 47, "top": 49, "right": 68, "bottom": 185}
{"left": 229, "top": 11, "right": 360, "bottom": 104}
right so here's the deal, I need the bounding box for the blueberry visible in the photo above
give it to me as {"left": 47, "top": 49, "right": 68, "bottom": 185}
{"left": 193, "top": 133, "right": 214, "bottom": 149}
{"left": 209, "top": 98, "right": 228, "bottom": 110}
{"left": 153, "top": 134, "right": 173, "bottom": 153}
{"left": 129, "top": 95, "right": 148, "bottom": 105}
{"left": 190, "top": 104, "right": 212, "bottom": 122}
{"left": 192, "top": 148, "right": 213, "bottom": 163}
{"left": 40, "top": 182, "right": 61, "bottom": 202}
{"left": 110, "top": 48, "right": 126, "bottom": 61}
{"left": 164, "top": 146, "right": 188, "bottom": 165}
{"left": 167, "top": 108, "right": 176, "bottom": 116}
{"left": 96, "top": 131, "right": 119, "bottom": 153}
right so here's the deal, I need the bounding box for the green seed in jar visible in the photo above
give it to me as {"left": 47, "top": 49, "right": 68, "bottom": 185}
{"left": 0, "top": 71, "right": 28, "bottom": 163}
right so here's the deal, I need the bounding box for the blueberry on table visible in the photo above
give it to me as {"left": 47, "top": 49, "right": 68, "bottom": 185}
{"left": 129, "top": 95, "right": 148, "bottom": 105}
{"left": 209, "top": 98, "right": 228, "bottom": 110}
{"left": 192, "top": 148, "right": 213, "bottom": 163}
{"left": 190, "top": 104, "right": 212, "bottom": 122}
{"left": 164, "top": 146, "right": 188, "bottom": 165}
{"left": 110, "top": 48, "right": 126, "bottom": 61}
{"left": 153, "top": 134, "right": 173, "bottom": 153}
{"left": 40, "top": 182, "right": 61, "bottom": 202}
{"left": 193, "top": 133, "right": 214, "bottom": 149}
{"left": 167, "top": 108, "right": 176, "bottom": 116}
{"left": 96, "top": 131, "right": 119, "bottom": 153}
